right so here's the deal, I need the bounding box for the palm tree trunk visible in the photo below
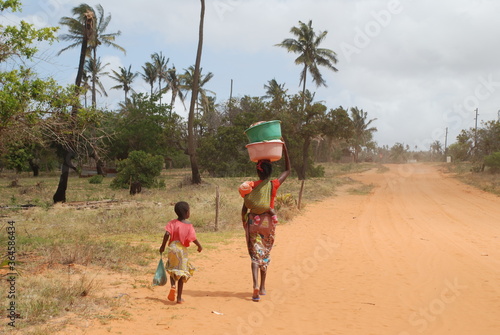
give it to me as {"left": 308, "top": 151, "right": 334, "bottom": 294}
{"left": 301, "top": 64, "right": 308, "bottom": 110}
{"left": 302, "top": 64, "right": 307, "bottom": 97}
{"left": 299, "top": 136, "right": 311, "bottom": 180}
{"left": 299, "top": 66, "right": 309, "bottom": 180}
{"left": 53, "top": 151, "right": 77, "bottom": 203}
{"left": 169, "top": 90, "right": 177, "bottom": 118}
{"left": 187, "top": 0, "right": 205, "bottom": 185}
{"left": 75, "top": 11, "right": 93, "bottom": 89}
{"left": 75, "top": 41, "right": 88, "bottom": 89}
{"left": 57, "top": 10, "right": 92, "bottom": 204}
{"left": 91, "top": 48, "right": 97, "bottom": 108}
{"left": 158, "top": 78, "right": 162, "bottom": 105}
{"left": 91, "top": 77, "right": 96, "bottom": 107}
{"left": 170, "top": 90, "right": 177, "bottom": 108}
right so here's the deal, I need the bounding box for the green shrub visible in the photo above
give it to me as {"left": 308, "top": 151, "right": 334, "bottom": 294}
{"left": 471, "top": 164, "right": 483, "bottom": 173}
{"left": 308, "top": 163, "right": 325, "bottom": 177}
{"left": 110, "top": 150, "right": 164, "bottom": 189}
{"left": 484, "top": 152, "right": 500, "bottom": 173}
{"left": 88, "top": 175, "right": 104, "bottom": 184}
{"left": 153, "top": 179, "right": 166, "bottom": 189}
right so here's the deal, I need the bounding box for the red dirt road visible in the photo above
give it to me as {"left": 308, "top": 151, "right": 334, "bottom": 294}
{"left": 56, "top": 164, "right": 500, "bottom": 335}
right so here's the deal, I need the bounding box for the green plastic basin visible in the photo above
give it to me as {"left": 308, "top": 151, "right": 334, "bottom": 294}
{"left": 244, "top": 120, "right": 282, "bottom": 143}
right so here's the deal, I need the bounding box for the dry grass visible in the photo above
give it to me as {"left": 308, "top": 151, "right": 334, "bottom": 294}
{"left": 0, "top": 162, "right": 375, "bottom": 330}
{"left": 0, "top": 266, "right": 109, "bottom": 334}
{"left": 441, "top": 162, "right": 500, "bottom": 196}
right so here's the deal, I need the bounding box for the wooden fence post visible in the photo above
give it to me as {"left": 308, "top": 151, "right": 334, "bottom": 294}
{"left": 215, "top": 185, "right": 220, "bottom": 231}
{"left": 298, "top": 180, "right": 305, "bottom": 210}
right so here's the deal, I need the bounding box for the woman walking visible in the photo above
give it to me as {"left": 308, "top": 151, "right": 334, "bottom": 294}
{"left": 241, "top": 142, "right": 290, "bottom": 302}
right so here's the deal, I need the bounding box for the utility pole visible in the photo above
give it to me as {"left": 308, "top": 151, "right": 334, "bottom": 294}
{"left": 229, "top": 79, "right": 233, "bottom": 101}
{"left": 474, "top": 108, "right": 479, "bottom": 149}
{"left": 444, "top": 127, "right": 448, "bottom": 156}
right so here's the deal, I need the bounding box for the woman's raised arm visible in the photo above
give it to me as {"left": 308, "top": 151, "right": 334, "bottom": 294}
{"left": 277, "top": 142, "right": 291, "bottom": 184}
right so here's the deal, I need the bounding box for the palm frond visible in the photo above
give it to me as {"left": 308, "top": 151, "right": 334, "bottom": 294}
{"left": 276, "top": 20, "right": 338, "bottom": 92}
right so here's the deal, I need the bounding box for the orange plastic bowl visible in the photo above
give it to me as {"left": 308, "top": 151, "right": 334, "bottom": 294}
{"left": 245, "top": 140, "right": 283, "bottom": 162}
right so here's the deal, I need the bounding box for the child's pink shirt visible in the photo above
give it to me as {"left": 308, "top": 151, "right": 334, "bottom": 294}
{"left": 165, "top": 219, "right": 197, "bottom": 247}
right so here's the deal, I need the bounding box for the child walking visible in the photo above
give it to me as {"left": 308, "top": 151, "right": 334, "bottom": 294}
{"left": 159, "top": 201, "right": 203, "bottom": 303}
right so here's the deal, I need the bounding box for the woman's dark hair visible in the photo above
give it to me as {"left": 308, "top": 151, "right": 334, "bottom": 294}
{"left": 174, "top": 201, "right": 190, "bottom": 220}
{"left": 256, "top": 160, "right": 272, "bottom": 180}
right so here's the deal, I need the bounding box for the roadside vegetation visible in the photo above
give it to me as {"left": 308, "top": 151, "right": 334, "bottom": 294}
{"left": 443, "top": 161, "right": 500, "bottom": 196}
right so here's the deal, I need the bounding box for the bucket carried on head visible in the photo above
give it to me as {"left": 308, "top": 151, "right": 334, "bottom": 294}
{"left": 244, "top": 120, "right": 283, "bottom": 162}
{"left": 245, "top": 140, "right": 284, "bottom": 162}
{"left": 244, "top": 120, "right": 282, "bottom": 143}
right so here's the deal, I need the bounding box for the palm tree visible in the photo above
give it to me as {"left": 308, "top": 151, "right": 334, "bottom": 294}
{"left": 59, "top": 4, "right": 94, "bottom": 89}
{"left": 263, "top": 78, "right": 287, "bottom": 105}
{"left": 84, "top": 57, "right": 109, "bottom": 107}
{"left": 151, "top": 52, "right": 169, "bottom": 104}
{"left": 390, "top": 143, "right": 408, "bottom": 163}
{"left": 166, "top": 66, "right": 186, "bottom": 110}
{"left": 59, "top": 4, "right": 125, "bottom": 100}
{"left": 187, "top": 0, "right": 205, "bottom": 185}
{"left": 88, "top": 5, "right": 125, "bottom": 55}
{"left": 55, "top": 4, "right": 123, "bottom": 202}
{"left": 83, "top": 56, "right": 109, "bottom": 176}
{"left": 275, "top": 20, "right": 338, "bottom": 99}
{"left": 430, "top": 140, "right": 443, "bottom": 161}
{"left": 197, "top": 95, "right": 220, "bottom": 135}
{"left": 109, "top": 65, "right": 138, "bottom": 102}
{"left": 181, "top": 65, "right": 214, "bottom": 115}
{"left": 430, "top": 141, "right": 442, "bottom": 154}
{"left": 141, "top": 61, "right": 157, "bottom": 97}
{"left": 350, "top": 107, "right": 377, "bottom": 163}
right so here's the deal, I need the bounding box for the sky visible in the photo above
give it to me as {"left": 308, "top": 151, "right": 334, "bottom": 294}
{"left": 6, "top": 0, "right": 500, "bottom": 150}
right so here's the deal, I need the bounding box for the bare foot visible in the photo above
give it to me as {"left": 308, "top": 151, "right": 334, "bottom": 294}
{"left": 177, "top": 299, "right": 184, "bottom": 304}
